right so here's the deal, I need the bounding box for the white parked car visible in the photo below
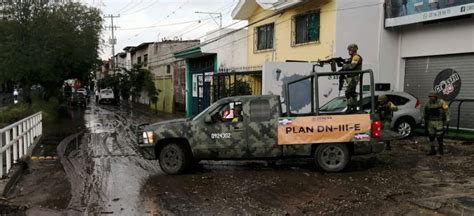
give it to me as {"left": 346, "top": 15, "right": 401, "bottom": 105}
{"left": 320, "top": 91, "right": 422, "bottom": 137}
{"left": 98, "top": 88, "right": 115, "bottom": 104}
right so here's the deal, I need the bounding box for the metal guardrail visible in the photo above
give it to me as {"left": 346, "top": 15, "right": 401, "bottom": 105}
{"left": 0, "top": 112, "right": 42, "bottom": 178}
{"left": 448, "top": 99, "right": 474, "bottom": 134}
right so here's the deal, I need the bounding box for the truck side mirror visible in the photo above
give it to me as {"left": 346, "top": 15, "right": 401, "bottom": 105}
{"left": 204, "top": 115, "right": 213, "bottom": 124}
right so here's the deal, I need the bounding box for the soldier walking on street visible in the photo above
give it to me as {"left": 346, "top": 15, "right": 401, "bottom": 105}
{"left": 342, "top": 43, "right": 363, "bottom": 113}
{"left": 423, "top": 92, "right": 450, "bottom": 156}
{"left": 376, "top": 95, "right": 398, "bottom": 151}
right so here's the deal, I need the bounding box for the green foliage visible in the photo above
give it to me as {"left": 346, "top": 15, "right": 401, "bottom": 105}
{"left": 0, "top": 1, "right": 103, "bottom": 102}
{"left": 0, "top": 96, "right": 60, "bottom": 128}
{"left": 97, "top": 65, "right": 160, "bottom": 103}
{"left": 219, "top": 79, "right": 252, "bottom": 98}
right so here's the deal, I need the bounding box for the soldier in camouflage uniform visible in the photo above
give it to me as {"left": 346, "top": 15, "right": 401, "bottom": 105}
{"left": 423, "top": 92, "right": 450, "bottom": 156}
{"left": 376, "top": 95, "right": 398, "bottom": 151}
{"left": 342, "top": 44, "right": 363, "bottom": 113}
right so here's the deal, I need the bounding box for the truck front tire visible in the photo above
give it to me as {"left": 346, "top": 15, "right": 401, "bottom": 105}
{"left": 158, "top": 142, "right": 191, "bottom": 174}
{"left": 314, "top": 144, "right": 350, "bottom": 172}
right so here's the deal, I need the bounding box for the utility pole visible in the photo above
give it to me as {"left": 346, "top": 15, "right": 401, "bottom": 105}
{"left": 195, "top": 11, "right": 222, "bottom": 28}
{"left": 105, "top": 14, "right": 120, "bottom": 57}
{"left": 105, "top": 14, "right": 120, "bottom": 72}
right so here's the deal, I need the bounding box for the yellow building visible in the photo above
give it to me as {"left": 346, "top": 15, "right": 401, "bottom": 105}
{"left": 232, "top": 0, "right": 336, "bottom": 66}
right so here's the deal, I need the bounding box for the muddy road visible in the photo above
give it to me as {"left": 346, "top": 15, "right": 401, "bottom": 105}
{"left": 6, "top": 102, "right": 474, "bottom": 215}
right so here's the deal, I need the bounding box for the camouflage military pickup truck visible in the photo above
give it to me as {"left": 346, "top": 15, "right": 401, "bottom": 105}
{"left": 138, "top": 70, "right": 385, "bottom": 174}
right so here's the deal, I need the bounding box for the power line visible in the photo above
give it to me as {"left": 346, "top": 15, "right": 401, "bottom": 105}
{"left": 150, "top": 1, "right": 236, "bottom": 43}
{"left": 118, "top": 0, "right": 145, "bottom": 15}
{"left": 121, "top": 0, "right": 160, "bottom": 16}
{"left": 118, "top": 0, "right": 190, "bottom": 44}
{"left": 114, "top": 0, "right": 134, "bottom": 14}
{"left": 117, "top": 18, "right": 211, "bottom": 31}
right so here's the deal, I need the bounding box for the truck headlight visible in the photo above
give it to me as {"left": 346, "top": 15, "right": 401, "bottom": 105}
{"left": 142, "top": 131, "right": 155, "bottom": 144}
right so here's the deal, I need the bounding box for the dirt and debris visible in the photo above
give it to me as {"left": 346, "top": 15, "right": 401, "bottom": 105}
{"left": 140, "top": 137, "right": 474, "bottom": 215}
{"left": 4, "top": 102, "right": 474, "bottom": 215}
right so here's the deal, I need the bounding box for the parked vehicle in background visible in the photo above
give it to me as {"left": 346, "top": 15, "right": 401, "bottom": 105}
{"left": 76, "top": 88, "right": 87, "bottom": 96}
{"left": 319, "top": 91, "right": 422, "bottom": 137}
{"left": 68, "top": 92, "right": 87, "bottom": 108}
{"left": 98, "top": 88, "right": 115, "bottom": 104}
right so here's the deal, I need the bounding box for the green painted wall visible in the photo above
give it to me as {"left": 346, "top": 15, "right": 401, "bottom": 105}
{"left": 151, "top": 78, "right": 173, "bottom": 113}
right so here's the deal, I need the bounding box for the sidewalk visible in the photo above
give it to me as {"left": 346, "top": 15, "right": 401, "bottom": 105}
{"left": 127, "top": 101, "right": 186, "bottom": 122}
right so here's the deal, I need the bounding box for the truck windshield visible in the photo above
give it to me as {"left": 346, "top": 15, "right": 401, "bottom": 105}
{"left": 192, "top": 103, "right": 218, "bottom": 120}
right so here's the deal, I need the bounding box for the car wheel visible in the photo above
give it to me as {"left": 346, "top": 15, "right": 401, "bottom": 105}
{"left": 395, "top": 118, "right": 415, "bottom": 138}
{"left": 159, "top": 142, "right": 191, "bottom": 174}
{"left": 314, "top": 144, "right": 350, "bottom": 172}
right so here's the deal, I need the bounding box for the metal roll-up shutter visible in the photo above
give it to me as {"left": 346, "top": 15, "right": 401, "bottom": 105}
{"left": 404, "top": 53, "right": 474, "bottom": 130}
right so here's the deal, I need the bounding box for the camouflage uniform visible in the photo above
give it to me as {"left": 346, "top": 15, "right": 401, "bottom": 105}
{"left": 423, "top": 92, "right": 450, "bottom": 155}
{"left": 376, "top": 95, "right": 398, "bottom": 150}
{"left": 342, "top": 44, "right": 363, "bottom": 113}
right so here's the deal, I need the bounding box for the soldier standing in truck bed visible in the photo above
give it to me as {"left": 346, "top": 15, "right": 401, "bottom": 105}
{"left": 342, "top": 43, "right": 363, "bottom": 113}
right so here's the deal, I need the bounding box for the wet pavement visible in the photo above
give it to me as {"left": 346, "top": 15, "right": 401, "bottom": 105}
{"left": 59, "top": 103, "right": 167, "bottom": 215}
{"left": 4, "top": 101, "right": 474, "bottom": 215}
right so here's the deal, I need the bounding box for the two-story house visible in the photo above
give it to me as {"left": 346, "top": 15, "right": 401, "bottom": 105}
{"left": 147, "top": 40, "right": 200, "bottom": 113}
{"left": 232, "top": 0, "right": 337, "bottom": 65}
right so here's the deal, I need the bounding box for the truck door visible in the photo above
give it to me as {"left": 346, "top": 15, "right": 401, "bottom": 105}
{"left": 246, "top": 97, "right": 281, "bottom": 158}
{"left": 195, "top": 100, "right": 248, "bottom": 159}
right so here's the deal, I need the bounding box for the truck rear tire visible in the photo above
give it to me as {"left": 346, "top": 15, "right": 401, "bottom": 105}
{"left": 314, "top": 144, "right": 350, "bottom": 172}
{"left": 158, "top": 142, "right": 190, "bottom": 174}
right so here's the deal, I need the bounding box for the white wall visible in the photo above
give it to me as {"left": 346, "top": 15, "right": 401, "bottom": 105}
{"left": 201, "top": 28, "right": 248, "bottom": 68}
{"left": 262, "top": 62, "right": 340, "bottom": 113}
{"left": 335, "top": 0, "right": 474, "bottom": 93}
{"left": 334, "top": 0, "right": 401, "bottom": 91}
{"left": 400, "top": 18, "right": 474, "bottom": 58}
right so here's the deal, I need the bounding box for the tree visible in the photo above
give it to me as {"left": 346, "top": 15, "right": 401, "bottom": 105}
{"left": 0, "top": 1, "right": 103, "bottom": 103}
{"left": 98, "top": 64, "right": 160, "bottom": 105}
{"left": 126, "top": 64, "right": 159, "bottom": 103}
{"left": 217, "top": 79, "right": 252, "bottom": 99}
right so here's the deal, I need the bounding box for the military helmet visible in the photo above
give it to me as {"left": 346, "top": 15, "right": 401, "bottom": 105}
{"left": 347, "top": 43, "right": 358, "bottom": 51}
{"left": 428, "top": 91, "right": 438, "bottom": 97}
{"left": 378, "top": 95, "right": 388, "bottom": 102}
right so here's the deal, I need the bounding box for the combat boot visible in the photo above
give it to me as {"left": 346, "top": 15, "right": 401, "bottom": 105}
{"left": 386, "top": 141, "right": 391, "bottom": 151}
{"left": 438, "top": 142, "right": 444, "bottom": 155}
{"left": 427, "top": 146, "right": 436, "bottom": 156}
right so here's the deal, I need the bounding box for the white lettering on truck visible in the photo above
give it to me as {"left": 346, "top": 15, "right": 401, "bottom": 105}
{"left": 211, "top": 133, "right": 231, "bottom": 139}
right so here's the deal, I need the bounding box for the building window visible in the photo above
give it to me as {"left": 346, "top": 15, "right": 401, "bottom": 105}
{"left": 167, "top": 65, "right": 171, "bottom": 74}
{"left": 137, "top": 56, "right": 142, "bottom": 65}
{"left": 256, "top": 23, "right": 274, "bottom": 51}
{"left": 143, "top": 54, "right": 148, "bottom": 67}
{"left": 293, "top": 12, "right": 320, "bottom": 45}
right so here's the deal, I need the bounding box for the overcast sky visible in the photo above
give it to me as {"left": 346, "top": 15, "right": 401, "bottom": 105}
{"left": 81, "top": 0, "right": 244, "bottom": 60}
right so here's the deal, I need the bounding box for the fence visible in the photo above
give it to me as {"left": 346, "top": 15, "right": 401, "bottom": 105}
{"left": 448, "top": 99, "right": 474, "bottom": 133}
{"left": 0, "top": 112, "right": 42, "bottom": 178}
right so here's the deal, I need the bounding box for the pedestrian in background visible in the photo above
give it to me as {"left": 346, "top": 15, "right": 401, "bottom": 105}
{"left": 423, "top": 92, "right": 450, "bottom": 156}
